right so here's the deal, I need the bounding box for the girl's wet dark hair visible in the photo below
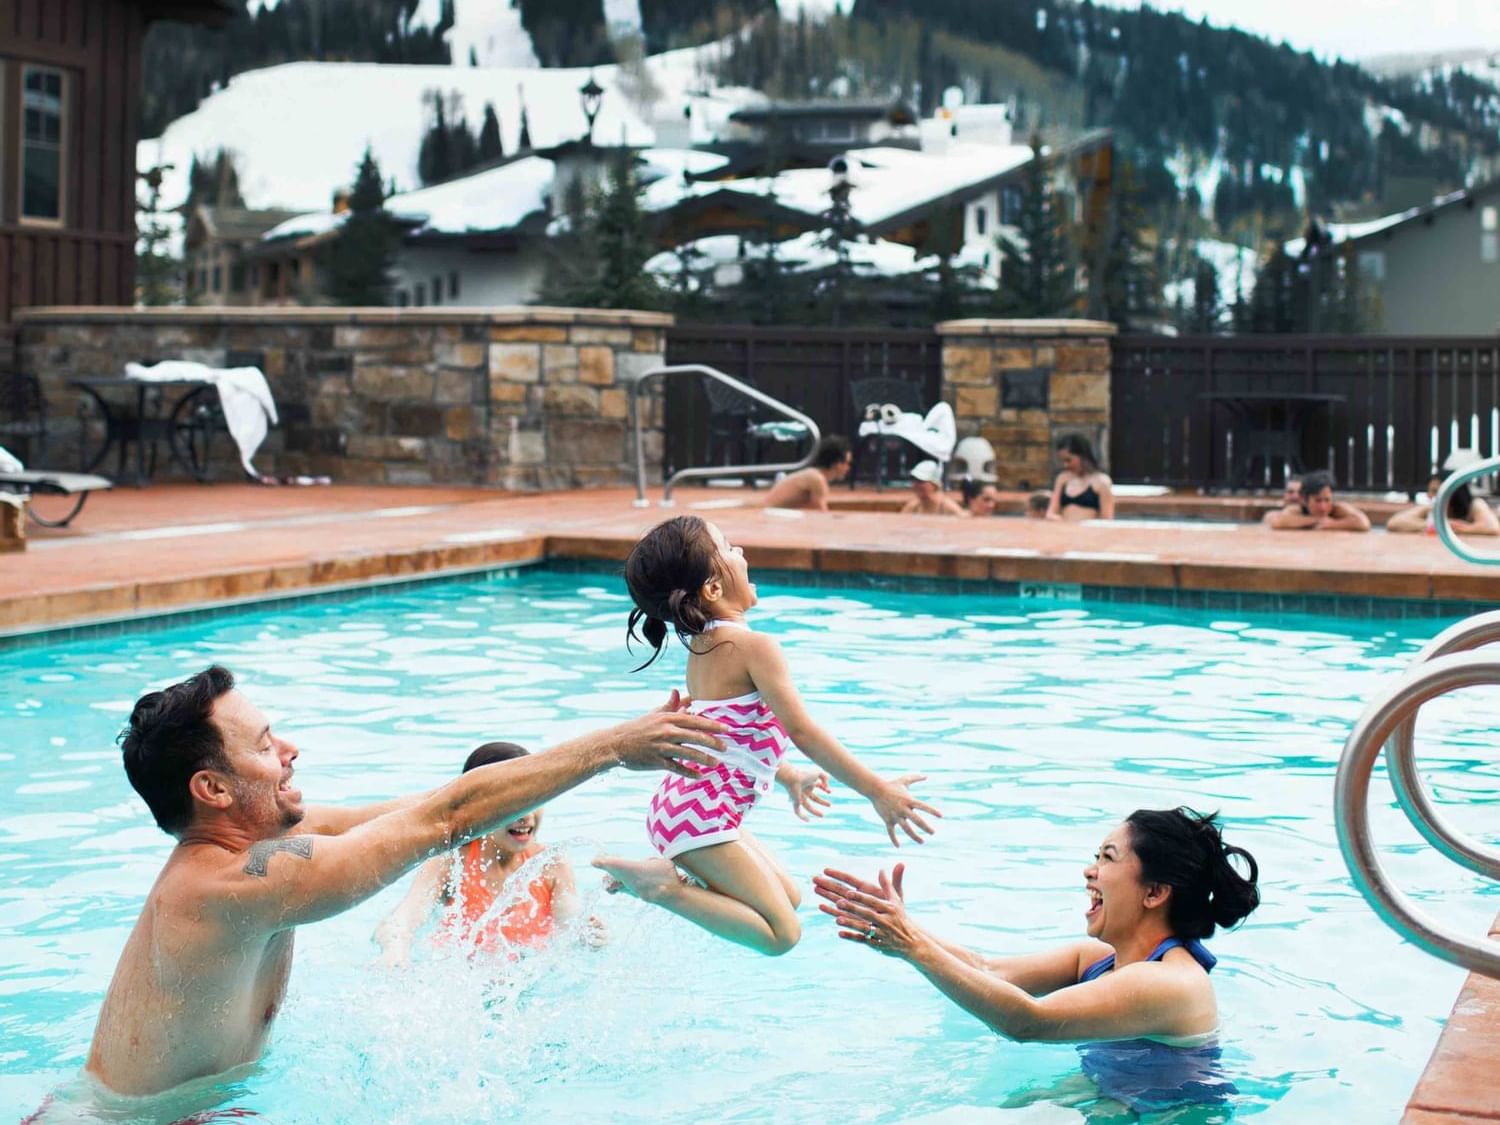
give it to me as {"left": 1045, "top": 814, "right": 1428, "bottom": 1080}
{"left": 1431, "top": 475, "right": 1476, "bottom": 521}
{"left": 1056, "top": 433, "right": 1099, "bottom": 471}
{"left": 624, "top": 515, "right": 722, "bottom": 670}
{"left": 463, "top": 742, "right": 529, "bottom": 772}
{"left": 1125, "top": 807, "right": 1260, "bottom": 939}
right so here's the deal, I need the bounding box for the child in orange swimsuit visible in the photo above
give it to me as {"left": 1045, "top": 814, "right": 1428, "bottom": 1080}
{"left": 373, "top": 742, "right": 601, "bottom": 964}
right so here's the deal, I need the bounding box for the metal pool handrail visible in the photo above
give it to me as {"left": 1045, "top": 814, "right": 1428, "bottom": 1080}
{"left": 625, "top": 364, "right": 821, "bottom": 508}
{"left": 1334, "top": 649, "right": 1500, "bottom": 978}
{"left": 1433, "top": 453, "right": 1500, "bottom": 566}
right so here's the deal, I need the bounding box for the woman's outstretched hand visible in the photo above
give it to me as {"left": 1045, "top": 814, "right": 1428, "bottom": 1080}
{"left": 813, "top": 863, "right": 922, "bottom": 958}
{"left": 871, "top": 774, "right": 942, "bottom": 846}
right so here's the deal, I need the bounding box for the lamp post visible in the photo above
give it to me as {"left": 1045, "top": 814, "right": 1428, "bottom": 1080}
{"left": 579, "top": 73, "right": 604, "bottom": 145}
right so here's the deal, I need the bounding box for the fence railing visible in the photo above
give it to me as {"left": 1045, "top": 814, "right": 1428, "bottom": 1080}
{"left": 1111, "top": 335, "right": 1500, "bottom": 493}
{"left": 662, "top": 325, "right": 942, "bottom": 479}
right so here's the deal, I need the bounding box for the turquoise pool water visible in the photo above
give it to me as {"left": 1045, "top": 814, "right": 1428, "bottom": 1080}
{"left": 3, "top": 571, "right": 1498, "bottom": 1122}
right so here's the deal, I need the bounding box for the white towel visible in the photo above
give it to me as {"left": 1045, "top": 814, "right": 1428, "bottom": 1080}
{"left": 125, "top": 360, "right": 279, "bottom": 478}
{"left": 0, "top": 444, "right": 22, "bottom": 473}
{"left": 857, "top": 400, "right": 957, "bottom": 463}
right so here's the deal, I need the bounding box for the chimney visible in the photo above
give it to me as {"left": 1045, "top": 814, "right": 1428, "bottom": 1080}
{"left": 332, "top": 188, "right": 352, "bottom": 214}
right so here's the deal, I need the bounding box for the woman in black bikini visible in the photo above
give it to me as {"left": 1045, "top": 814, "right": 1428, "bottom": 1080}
{"left": 1045, "top": 433, "right": 1115, "bottom": 522}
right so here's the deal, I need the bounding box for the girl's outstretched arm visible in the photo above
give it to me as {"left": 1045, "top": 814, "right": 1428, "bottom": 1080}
{"left": 743, "top": 631, "right": 940, "bottom": 846}
{"left": 373, "top": 855, "right": 447, "bottom": 966}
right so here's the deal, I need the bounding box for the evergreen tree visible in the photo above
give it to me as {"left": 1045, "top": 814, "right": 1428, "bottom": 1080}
{"left": 591, "top": 152, "right": 667, "bottom": 310}
{"left": 136, "top": 164, "right": 179, "bottom": 307}
{"left": 816, "top": 164, "right": 859, "bottom": 326}
{"left": 186, "top": 150, "right": 245, "bottom": 210}
{"left": 1098, "top": 159, "right": 1157, "bottom": 330}
{"left": 996, "top": 135, "right": 1075, "bottom": 317}
{"left": 1185, "top": 257, "right": 1221, "bottom": 334}
{"left": 538, "top": 175, "right": 600, "bottom": 306}
{"left": 478, "top": 103, "right": 504, "bottom": 163}
{"left": 417, "top": 91, "right": 481, "bottom": 185}
{"left": 321, "top": 147, "right": 398, "bottom": 306}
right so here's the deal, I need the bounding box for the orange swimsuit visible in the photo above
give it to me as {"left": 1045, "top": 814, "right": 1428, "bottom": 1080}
{"left": 438, "top": 840, "right": 555, "bottom": 954}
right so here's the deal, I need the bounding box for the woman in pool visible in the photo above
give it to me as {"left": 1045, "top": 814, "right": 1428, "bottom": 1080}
{"left": 1047, "top": 433, "right": 1115, "bottom": 521}
{"left": 815, "top": 807, "right": 1260, "bottom": 1112}
{"left": 1386, "top": 473, "right": 1500, "bottom": 536}
{"left": 594, "top": 515, "right": 939, "bottom": 955}
{"left": 960, "top": 478, "right": 1001, "bottom": 517}
{"left": 374, "top": 742, "right": 600, "bottom": 963}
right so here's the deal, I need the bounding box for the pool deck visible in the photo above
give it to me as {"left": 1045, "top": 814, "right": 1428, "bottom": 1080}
{"left": 3, "top": 482, "right": 1499, "bottom": 636}
{"left": 5, "top": 480, "right": 1500, "bottom": 1116}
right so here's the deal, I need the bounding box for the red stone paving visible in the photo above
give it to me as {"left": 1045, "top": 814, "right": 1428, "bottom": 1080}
{"left": 1402, "top": 914, "right": 1500, "bottom": 1124}
{"left": 4, "top": 482, "right": 1500, "bottom": 634}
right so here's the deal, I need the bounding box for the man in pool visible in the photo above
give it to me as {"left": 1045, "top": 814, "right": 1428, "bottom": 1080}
{"left": 1262, "top": 470, "right": 1370, "bottom": 532}
{"left": 82, "top": 665, "right": 725, "bottom": 1098}
{"left": 760, "top": 434, "right": 852, "bottom": 511}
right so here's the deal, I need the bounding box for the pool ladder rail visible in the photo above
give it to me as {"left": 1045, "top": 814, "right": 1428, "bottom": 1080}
{"left": 1335, "top": 453, "right": 1500, "bottom": 979}
{"left": 625, "top": 364, "right": 822, "bottom": 508}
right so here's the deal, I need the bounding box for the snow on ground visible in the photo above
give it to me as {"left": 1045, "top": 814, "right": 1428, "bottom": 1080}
{"left": 1162, "top": 237, "right": 1259, "bottom": 317}
{"left": 643, "top": 142, "right": 1034, "bottom": 228}
{"left": 139, "top": 61, "right": 657, "bottom": 213}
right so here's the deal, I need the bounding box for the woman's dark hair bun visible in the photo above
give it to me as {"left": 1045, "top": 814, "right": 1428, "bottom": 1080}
{"left": 1126, "top": 807, "right": 1261, "bottom": 939}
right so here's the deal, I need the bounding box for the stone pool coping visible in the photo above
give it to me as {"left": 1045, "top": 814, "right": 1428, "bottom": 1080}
{"left": 1402, "top": 915, "right": 1500, "bottom": 1124}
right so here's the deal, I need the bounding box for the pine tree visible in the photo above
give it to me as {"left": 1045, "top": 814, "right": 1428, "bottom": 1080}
{"left": 418, "top": 90, "right": 454, "bottom": 185}
{"left": 816, "top": 167, "right": 859, "bottom": 325}
{"left": 517, "top": 89, "right": 533, "bottom": 151}
{"left": 136, "top": 164, "right": 179, "bottom": 306}
{"left": 478, "top": 103, "right": 504, "bottom": 162}
{"left": 1098, "top": 159, "right": 1157, "bottom": 329}
{"left": 996, "top": 135, "right": 1075, "bottom": 317}
{"left": 322, "top": 147, "right": 398, "bottom": 306}
{"left": 592, "top": 151, "right": 667, "bottom": 310}
{"left": 538, "top": 175, "right": 600, "bottom": 305}
{"left": 1186, "top": 257, "right": 1221, "bottom": 333}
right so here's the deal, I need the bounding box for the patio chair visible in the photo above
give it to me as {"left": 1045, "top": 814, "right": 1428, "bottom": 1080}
{"left": 0, "top": 373, "right": 50, "bottom": 467}
{"left": 849, "top": 376, "right": 926, "bottom": 489}
{"left": 0, "top": 468, "right": 113, "bottom": 528}
{"left": 702, "top": 374, "right": 767, "bottom": 468}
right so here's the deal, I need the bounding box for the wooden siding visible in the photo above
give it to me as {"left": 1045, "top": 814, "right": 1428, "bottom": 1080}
{"left": 0, "top": 0, "right": 152, "bottom": 355}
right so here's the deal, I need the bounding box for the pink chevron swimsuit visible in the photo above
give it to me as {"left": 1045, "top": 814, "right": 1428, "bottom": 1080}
{"left": 646, "top": 688, "right": 791, "bottom": 860}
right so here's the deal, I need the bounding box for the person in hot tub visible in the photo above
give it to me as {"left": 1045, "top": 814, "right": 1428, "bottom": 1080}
{"left": 814, "top": 807, "right": 1260, "bottom": 1114}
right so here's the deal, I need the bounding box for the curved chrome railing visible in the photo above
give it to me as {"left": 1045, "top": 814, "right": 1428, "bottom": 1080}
{"left": 1433, "top": 453, "right": 1500, "bottom": 565}
{"left": 1335, "top": 652, "right": 1500, "bottom": 977}
{"left": 1335, "top": 458, "right": 1500, "bottom": 978}
{"left": 625, "top": 364, "right": 821, "bottom": 508}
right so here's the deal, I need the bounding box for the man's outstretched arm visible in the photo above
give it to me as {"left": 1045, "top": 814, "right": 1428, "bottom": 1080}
{"left": 223, "top": 707, "right": 725, "bottom": 930}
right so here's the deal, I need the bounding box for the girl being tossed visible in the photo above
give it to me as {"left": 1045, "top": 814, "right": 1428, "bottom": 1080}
{"left": 594, "top": 516, "right": 940, "bottom": 955}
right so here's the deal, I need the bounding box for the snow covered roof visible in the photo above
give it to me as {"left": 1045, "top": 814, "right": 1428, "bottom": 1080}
{"left": 646, "top": 229, "right": 998, "bottom": 289}
{"left": 643, "top": 142, "right": 1035, "bottom": 232}
{"left": 1284, "top": 187, "right": 1481, "bottom": 255}
{"left": 263, "top": 155, "right": 554, "bottom": 243}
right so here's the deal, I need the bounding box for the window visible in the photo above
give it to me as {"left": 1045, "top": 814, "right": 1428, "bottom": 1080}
{"left": 414, "top": 283, "right": 426, "bottom": 306}
{"left": 432, "top": 274, "right": 443, "bottom": 305}
{"left": 230, "top": 264, "right": 245, "bottom": 292}
{"left": 1001, "top": 186, "right": 1023, "bottom": 226}
{"left": 21, "top": 66, "right": 66, "bottom": 223}
{"left": 1484, "top": 206, "right": 1498, "bottom": 232}
{"left": 396, "top": 290, "right": 410, "bottom": 307}
{"left": 449, "top": 272, "right": 460, "bottom": 299}
{"left": 211, "top": 266, "right": 222, "bottom": 292}
{"left": 1357, "top": 251, "right": 1386, "bottom": 281}
{"left": 1484, "top": 234, "right": 1499, "bottom": 265}
{"left": 974, "top": 205, "right": 988, "bottom": 236}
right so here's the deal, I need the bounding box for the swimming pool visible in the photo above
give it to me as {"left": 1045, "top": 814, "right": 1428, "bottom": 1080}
{"left": 4, "top": 569, "right": 1498, "bottom": 1122}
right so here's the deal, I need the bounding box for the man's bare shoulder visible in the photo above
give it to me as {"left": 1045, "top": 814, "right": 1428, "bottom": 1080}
{"left": 165, "top": 836, "right": 318, "bottom": 913}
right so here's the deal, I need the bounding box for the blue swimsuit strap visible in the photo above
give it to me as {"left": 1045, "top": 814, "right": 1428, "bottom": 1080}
{"left": 1080, "top": 937, "right": 1216, "bottom": 983}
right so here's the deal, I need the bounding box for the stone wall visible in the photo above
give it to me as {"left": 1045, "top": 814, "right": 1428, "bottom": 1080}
{"left": 14, "top": 307, "right": 669, "bottom": 490}
{"left": 937, "top": 318, "right": 1117, "bottom": 490}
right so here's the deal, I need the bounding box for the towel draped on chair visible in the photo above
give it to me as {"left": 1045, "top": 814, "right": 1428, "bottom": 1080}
{"left": 125, "top": 360, "right": 279, "bottom": 478}
{"left": 856, "top": 401, "right": 957, "bottom": 464}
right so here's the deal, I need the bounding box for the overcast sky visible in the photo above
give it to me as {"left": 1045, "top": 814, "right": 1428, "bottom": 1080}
{"left": 1077, "top": 1, "right": 1500, "bottom": 61}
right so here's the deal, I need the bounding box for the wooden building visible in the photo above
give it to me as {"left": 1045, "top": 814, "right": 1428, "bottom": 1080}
{"left": 0, "top": 0, "right": 232, "bottom": 358}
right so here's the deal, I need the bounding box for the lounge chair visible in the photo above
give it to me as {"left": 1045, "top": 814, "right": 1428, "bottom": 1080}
{"left": 0, "top": 469, "right": 113, "bottom": 528}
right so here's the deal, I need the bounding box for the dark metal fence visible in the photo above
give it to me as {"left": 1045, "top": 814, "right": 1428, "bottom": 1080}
{"left": 1111, "top": 336, "right": 1500, "bottom": 494}
{"left": 662, "top": 325, "right": 943, "bottom": 479}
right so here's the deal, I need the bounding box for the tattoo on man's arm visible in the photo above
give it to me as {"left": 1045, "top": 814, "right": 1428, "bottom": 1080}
{"left": 243, "top": 836, "right": 315, "bottom": 877}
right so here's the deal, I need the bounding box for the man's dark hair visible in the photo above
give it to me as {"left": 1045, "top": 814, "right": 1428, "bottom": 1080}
{"left": 462, "top": 742, "right": 530, "bottom": 772}
{"left": 814, "top": 434, "right": 851, "bottom": 469}
{"left": 1301, "top": 470, "right": 1335, "bottom": 497}
{"left": 120, "top": 665, "right": 236, "bottom": 836}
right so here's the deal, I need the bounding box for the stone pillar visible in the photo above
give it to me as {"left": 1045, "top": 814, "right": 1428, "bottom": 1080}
{"left": 937, "top": 318, "right": 1117, "bottom": 490}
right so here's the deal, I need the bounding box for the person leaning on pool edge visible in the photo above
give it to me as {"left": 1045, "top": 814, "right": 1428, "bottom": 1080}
{"left": 760, "top": 434, "right": 852, "bottom": 511}
{"left": 81, "top": 665, "right": 726, "bottom": 1099}
{"left": 815, "top": 808, "right": 1260, "bottom": 1112}
{"left": 1387, "top": 473, "right": 1500, "bottom": 536}
{"left": 1263, "top": 469, "right": 1370, "bottom": 532}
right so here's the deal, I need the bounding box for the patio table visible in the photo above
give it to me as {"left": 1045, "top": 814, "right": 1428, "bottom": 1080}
{"left": 1198, "top": 390, "right": 1346, "bottom": 490}
{"left": 71, "top": 376, "right": 219, "bottom": 487}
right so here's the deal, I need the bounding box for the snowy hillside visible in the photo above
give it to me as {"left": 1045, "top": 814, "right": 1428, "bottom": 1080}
{"left": 140, "top": 40, "right": 765, "bottom": 215}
